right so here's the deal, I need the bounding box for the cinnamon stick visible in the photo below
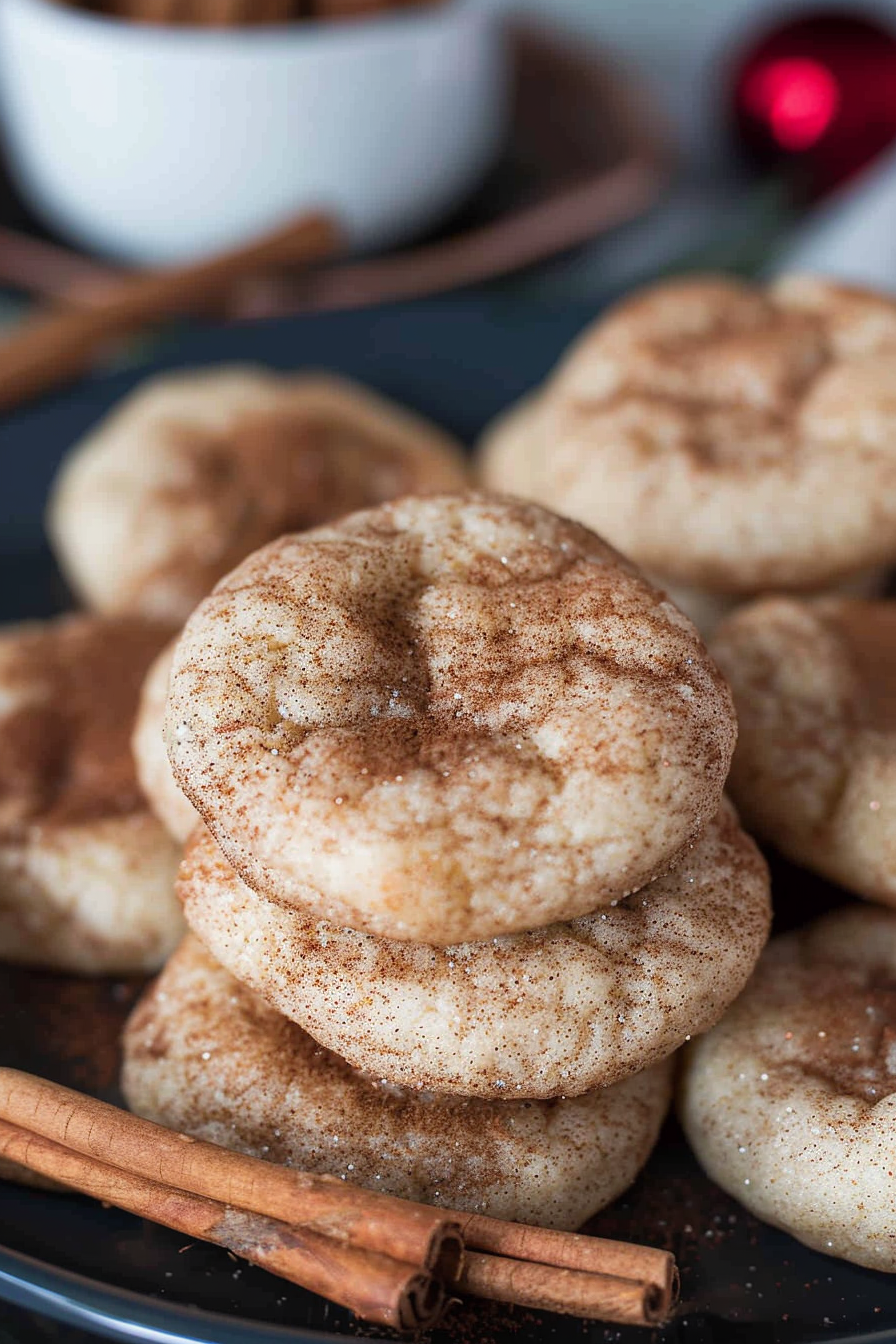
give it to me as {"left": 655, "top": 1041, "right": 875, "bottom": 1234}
{"left": 0, "top": 1069, "right": 677, "bottom": 1328}
{"left": 0, "top": 211, "right": 339, "bottom": 416}
{"left": 459, "top": 1251, "right": 666, "bottom": 1328}
{"left": 0, "top": 1069, "right": 460, "bottom": 1276}
{"left": 0, "top": 1117, "right": 442, "bottom": 1331}
{"left": 0, "top": 227, "right": 121, "bottom": 303}
{"left": 459, "top": 1213, "right": 677, "bottom": 1317}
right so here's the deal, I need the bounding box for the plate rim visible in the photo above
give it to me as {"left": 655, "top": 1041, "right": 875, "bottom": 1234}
{"left": 0, "top": 1243, "right": 373, "bottom": 1344}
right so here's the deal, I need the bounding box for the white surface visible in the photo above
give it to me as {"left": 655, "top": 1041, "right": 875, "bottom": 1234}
{"left": 768, "top": 147, "right": 896, "bottom": 291}
{"left": 0, "top": 0, "right": 509, "bottom": 264}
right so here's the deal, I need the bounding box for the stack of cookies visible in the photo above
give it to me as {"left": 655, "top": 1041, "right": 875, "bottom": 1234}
{"left": 122, "top": 492, "right": 772, "bottom": 1231}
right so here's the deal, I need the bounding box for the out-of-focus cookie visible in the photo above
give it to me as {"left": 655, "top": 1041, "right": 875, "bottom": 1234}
{"left": 166, "top": 493, "right": 736, "bottom": 943}
{"left": 132, "top": 639, "right": 198, "bottom": 844}
{"left": 181, "top": 802, "right": 770, "bottom": 1097}
{"left": 0, "top": 614, "right": 184, "bottom": 973}
{"left": 479, "top": 276, "right": 896, "bottom": 629}
{"left": 679, "top": 905, "right": 896, "bottom": 1271}
{"left": 654, "top": 568, "right": 887, "bottom": 641}
{"left": 47, "top": 368, "right": 468, "bottom": 624}
{"left": 711, "top": 596, "right": 896, "bottom": 906}
{"left": 122, "top": 935, "right": 674, "bottom": 1230}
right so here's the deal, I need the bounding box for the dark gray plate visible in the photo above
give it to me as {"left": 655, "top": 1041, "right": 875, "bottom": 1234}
{"left": 1, "top": 296, "right": 895, "bottom": 1344}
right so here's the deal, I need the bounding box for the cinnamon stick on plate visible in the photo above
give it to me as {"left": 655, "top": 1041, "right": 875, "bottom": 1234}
{"left": 460, "top": 1211, "right": 678, "bottom": 1311}
{"left": 0, "top": 1068, "right": 460, "bottom": 1275}
{"left": 0, "top": 1067, "right": 678, "bottom": 1330}
{"left": 0, "top": 1117, "right": 441, "bottom": 1331}
{"left": 0, "top": 211, "right": 339, "bottom": 417}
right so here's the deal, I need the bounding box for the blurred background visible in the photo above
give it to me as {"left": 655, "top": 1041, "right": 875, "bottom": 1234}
{"left": 499, "top": 0, "right": 896, "bottom": 298}
{"left": 0, "top": 0, "right": 896, "bottom": 368}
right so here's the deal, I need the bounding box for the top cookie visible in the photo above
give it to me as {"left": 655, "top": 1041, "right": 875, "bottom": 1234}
{"left": 166, "top": 492, "right": 736, "bottom": 943}
{"left": 47, "top": 367, "right": 468, "bottom": 623}
{"left": 479, "top": 275, "right": 896, "bottom": 594}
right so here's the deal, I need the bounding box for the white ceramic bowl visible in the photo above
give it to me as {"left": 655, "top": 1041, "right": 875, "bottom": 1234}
{"left": 0, "top": 0, "right": 509, "bottom": 264}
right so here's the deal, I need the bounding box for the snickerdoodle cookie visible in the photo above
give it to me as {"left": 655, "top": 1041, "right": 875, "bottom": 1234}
{"left": 48, "top": 368, "right": 468, "bottom": 624}
{"left": 166, "top": 493, "right": 737, "bottom": 943}
{"left": 479, "top": 276, "right": 896, "bottom": 624}
{"left": 0, "top": 614, "right": 184, "bottom": 973}
{"left": 712, "top": 596, "right": 896, "bottom": 906}
{"left": 679, "top": 905, "right": 896, "bottom": 1271}
{"left": 180, "top": 802, "right": 770, "bottom": 1097}
{"left": 132, "top": 639, "right": 199, "bottom": 844}
{"left": 122, "top": 935, "right": 674, "bottom": 1229}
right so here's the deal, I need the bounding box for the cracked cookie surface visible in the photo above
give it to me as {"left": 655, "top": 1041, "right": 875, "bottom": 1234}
{"left": 166, "top": 493, "right": 736, "bottom": 942}
{"left": 179, "top": 801, "right": 770, "bottom": 1096}
{"left": 122, "top": 934, "right": 673, "bottom": 1229}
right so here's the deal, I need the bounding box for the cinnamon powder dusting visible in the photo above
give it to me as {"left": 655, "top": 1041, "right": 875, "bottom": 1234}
{"left": 787, "top": 966, "right": 896, "bottom": 1103}
{"left": 0, "top": 614, "right": 173, "bottom": 838}
{"left": 148, "top": 411, "right": 451, "bottom": 600}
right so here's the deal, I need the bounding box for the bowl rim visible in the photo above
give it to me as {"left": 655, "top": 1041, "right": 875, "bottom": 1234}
{"left": 2, "top": 0, "right": 481, "bottom": 53}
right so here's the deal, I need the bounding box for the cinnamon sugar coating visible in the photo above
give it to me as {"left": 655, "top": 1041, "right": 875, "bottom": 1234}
{"left": 132, "top": 639, "right": 199, "bottom": 844}
{"left": 180, "top": 802, "right": 770, "bottom": 1097}
{"left": 122, "top": 935, "right": 673, "bottom": 1230}
{"left": 0, "top": 614, "right": 184, "bottom": 973}
{"left": 166, "top": 493, "right": 736, "bottom": 942}
{"left": 47, "top": 367, "right": 468, "bottom": 624}
{"left": 712, "top": 596, "right": 896, "bottom": 906}
{"left": 679, "top": 905, "right": 896, "bottom": 1271}
{"left": 479, "top": 275, "right": 896, "bottom": 602}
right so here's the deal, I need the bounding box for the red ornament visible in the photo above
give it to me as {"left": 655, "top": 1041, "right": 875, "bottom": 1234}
{"left": 732, "top": 11, "right": 896, "bottom": 197}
